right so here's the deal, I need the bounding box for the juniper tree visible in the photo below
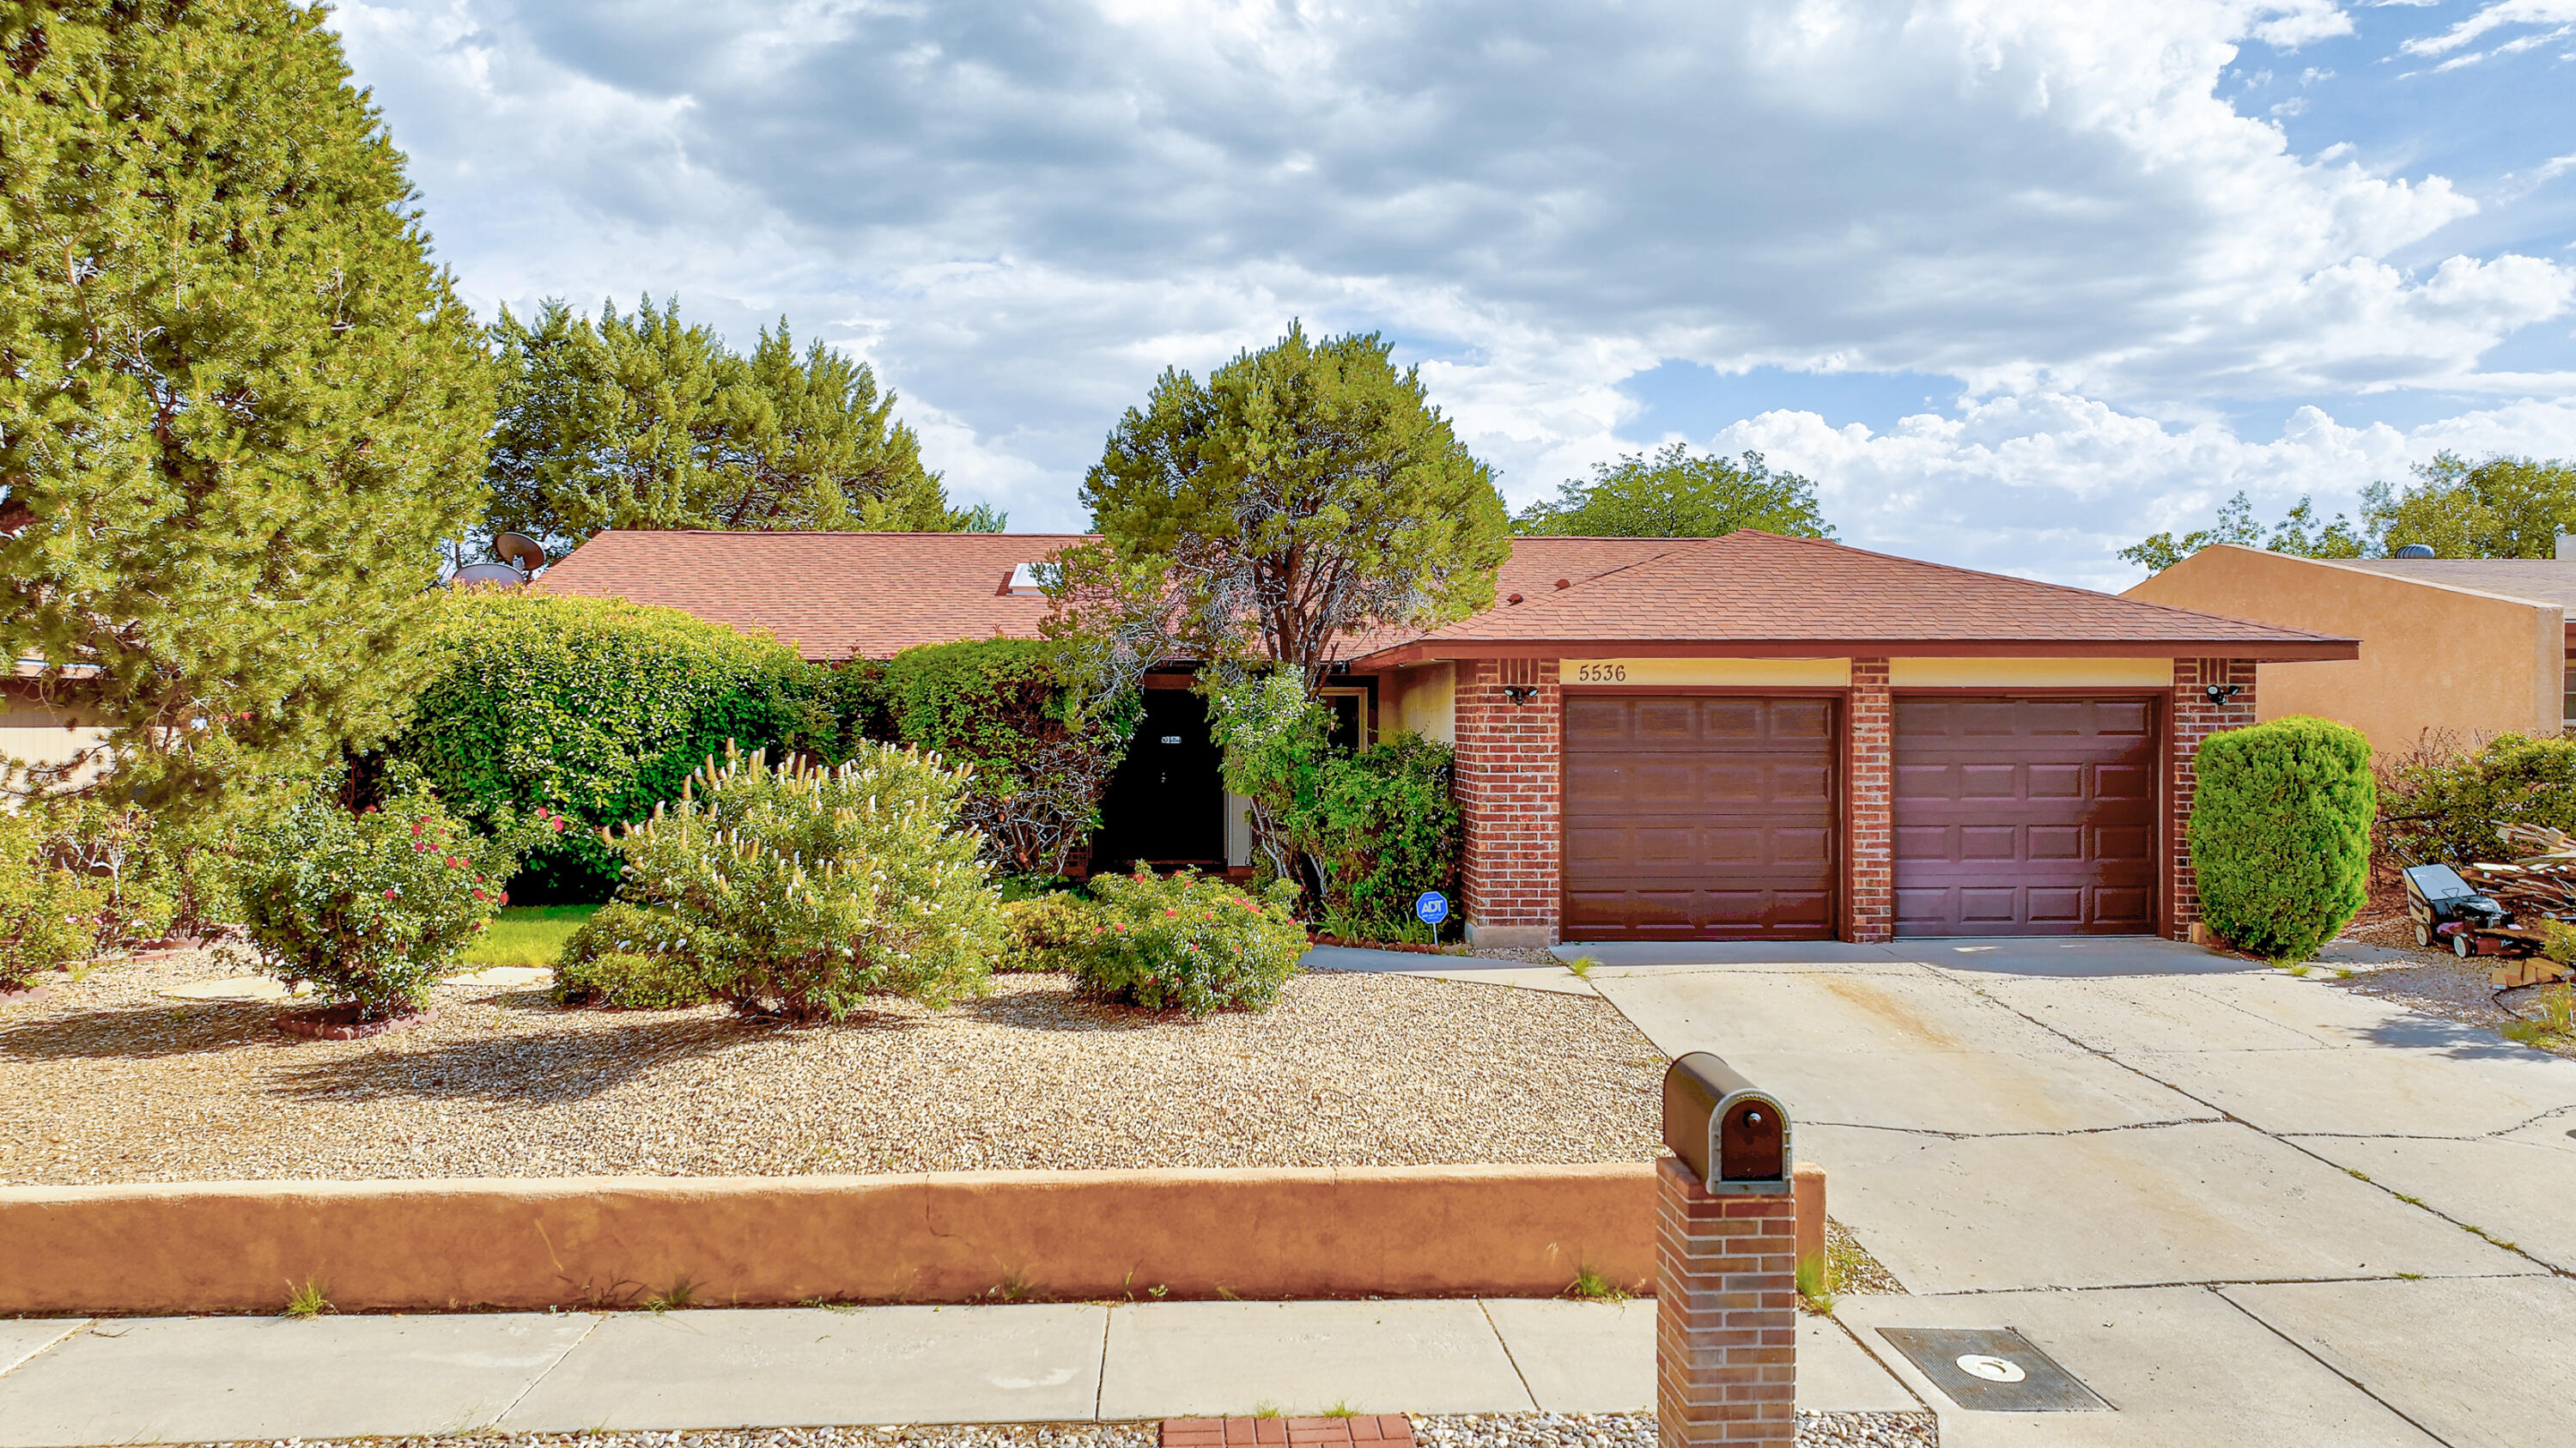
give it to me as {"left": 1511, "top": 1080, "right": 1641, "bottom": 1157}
{"left": 0, "top": 0, "right": 495, "bottom": 815}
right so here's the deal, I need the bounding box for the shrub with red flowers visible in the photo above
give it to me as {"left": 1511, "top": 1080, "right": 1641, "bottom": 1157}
{"left": 1065, "top": 868, "right": 1305, "bottom": 1015}
{"left": 232, "top": 770, "right": 554, "bottom": 1020}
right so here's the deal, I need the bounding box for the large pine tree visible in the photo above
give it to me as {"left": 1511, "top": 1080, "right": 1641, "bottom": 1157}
{"left": 0, "top": 1, "right": 495, "bottom": 814}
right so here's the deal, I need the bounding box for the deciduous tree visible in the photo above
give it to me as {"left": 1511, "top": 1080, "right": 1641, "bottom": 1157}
{"left": 1513, "top": 444, "right": 1832, "bottom": 539}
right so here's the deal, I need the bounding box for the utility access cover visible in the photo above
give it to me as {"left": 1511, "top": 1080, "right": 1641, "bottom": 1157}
{"left": 1878, "top": 1327, "right": 2111, "bottom": 1412}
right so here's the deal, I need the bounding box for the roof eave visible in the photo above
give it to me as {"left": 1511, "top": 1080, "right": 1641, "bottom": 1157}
{"left": 1345, "top": 636, "right": 2362, "bottom": 670}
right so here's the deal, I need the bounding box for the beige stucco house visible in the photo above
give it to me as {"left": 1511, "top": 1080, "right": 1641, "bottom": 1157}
{"left": 2125, "top": 543, "right": 2576, "bottom": 757}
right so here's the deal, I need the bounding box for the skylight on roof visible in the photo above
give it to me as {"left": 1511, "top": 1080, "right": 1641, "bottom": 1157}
{"left": 1005, "top": 563, "right": 1049, "bottom": 596}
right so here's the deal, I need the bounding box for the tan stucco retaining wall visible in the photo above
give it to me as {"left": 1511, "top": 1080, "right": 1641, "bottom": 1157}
{"left": 0, "top": 1163, "right": 1814, "bottom": 1316}
{"left": 2126, "top": 545, "right": 2562, "bottom": 756}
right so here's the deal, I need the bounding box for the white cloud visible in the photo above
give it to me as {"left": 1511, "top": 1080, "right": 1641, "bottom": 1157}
{"left": 2399, "top": 0, "right": 2576, "bottom": 55}
{"left": 326, "top": 0, "right": 2576, "bottom": 579}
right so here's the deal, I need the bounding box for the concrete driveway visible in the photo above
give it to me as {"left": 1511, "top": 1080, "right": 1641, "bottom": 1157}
{"left": 1587, "top": 935, "right": 2576, "bottom": 1448}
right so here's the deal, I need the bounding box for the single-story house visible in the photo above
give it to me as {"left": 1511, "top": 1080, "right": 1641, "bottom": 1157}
{"left": 537, "top": 527, "right": 2354, "bottom": 946}
{"left": 2124, "top": 542, "right": 2576, "bottom": 758}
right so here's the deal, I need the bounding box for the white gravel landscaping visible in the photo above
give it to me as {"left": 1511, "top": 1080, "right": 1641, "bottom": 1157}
{"left": 0, "top": 950, "right": 1662, "bottom": 1186}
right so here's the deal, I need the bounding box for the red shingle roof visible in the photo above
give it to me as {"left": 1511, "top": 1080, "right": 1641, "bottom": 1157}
{"left": 532, "top": 527, "right": 2354, "bottom": 664}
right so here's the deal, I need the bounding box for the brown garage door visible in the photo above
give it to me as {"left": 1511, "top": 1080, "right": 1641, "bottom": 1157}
{"left": 1564, "top": 695, "right": 1837, "bottom": 940}
{"left": 1893, "top": 697, "right": 2157, "bottom": 936}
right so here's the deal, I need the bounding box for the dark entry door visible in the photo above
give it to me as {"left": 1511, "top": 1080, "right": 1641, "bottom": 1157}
{"left": 1893, "top": 696, "right": 2157, "bottom": 935}
{"left": 1091, "top": 689, "right": 1224, "bottom": 869}
{"left": 1562, "top": 695, "right": 1838, "bottom": 940}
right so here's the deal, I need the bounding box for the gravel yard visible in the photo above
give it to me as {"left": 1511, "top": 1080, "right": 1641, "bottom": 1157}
{"left": 0, "top": 951, "right": 1662, "bottom": 1186}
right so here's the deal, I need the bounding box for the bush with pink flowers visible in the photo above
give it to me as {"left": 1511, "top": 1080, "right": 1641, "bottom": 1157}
{"left": 1064, "top": 869, "right": 1305, "bottom": 1015}
{"left": 232, "top": 771, "right": 558, "bottom": 1020}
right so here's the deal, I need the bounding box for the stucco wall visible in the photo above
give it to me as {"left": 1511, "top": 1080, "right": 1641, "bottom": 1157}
{"left": 1386, "top": 661, "right": 1456, "bottom": 745}
{"left": 0, "top": 1164, "right": 1784, "bottom": 1315}
{"left": 2126, "top": 545, "right": 2561, "bottom": 756}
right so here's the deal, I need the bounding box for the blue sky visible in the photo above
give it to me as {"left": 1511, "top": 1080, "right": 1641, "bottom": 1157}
{"left": 332, "top": 1, "right": 2575, "bottom": 589}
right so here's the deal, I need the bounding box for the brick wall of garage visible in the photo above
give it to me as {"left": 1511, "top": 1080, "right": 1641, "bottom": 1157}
{"left": 2167, "top": 657, "right": 2258, "bottom": 940}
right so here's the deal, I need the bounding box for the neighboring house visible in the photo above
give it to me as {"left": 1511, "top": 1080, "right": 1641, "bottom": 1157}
{"left": 538, "top": 527, "right": 2352, "bottom": 946}
{"left": 2, "top": 665, "right": 110, "bottom": 795}
{"left": 2124, "top": 543, "right": 2575, "bottom": 758}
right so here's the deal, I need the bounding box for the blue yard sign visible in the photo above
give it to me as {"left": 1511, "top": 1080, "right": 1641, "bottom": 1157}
{"left": 1414, "top": 891, "right": 1449, "bottom": 926}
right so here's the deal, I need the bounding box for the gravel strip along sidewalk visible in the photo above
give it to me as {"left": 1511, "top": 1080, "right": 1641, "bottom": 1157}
{"left": 140, "top": 1415, "right": 1934, "bottom": 1448}
{"left": 0, "top": 954, "right": 1662, "bottom": 1184}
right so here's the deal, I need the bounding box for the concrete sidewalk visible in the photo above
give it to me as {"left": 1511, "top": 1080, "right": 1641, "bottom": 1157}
{"left": 0, "top": 1299, "right": 1921, "bottom": 1445}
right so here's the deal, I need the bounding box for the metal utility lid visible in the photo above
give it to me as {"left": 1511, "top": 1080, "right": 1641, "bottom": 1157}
{"left": 1877, "top": 1327, "right": 2110, "bottom": 1413}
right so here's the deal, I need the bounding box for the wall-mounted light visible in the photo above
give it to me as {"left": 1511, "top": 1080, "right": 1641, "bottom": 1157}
{"left": 2203, "top": 683, "right": 2242, "bottom": 704}
{"left": 1503, "top": 684, "right": 1540, "bottom": 705}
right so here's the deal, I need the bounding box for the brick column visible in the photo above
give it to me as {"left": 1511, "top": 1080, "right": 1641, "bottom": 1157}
{"left": 1457, "top": 657, "right": 1562, "bottom": 947}
{"left": 1656, "top": 1155, "right": 1798, "bottom": 1448}
{"left": 2167, "top": 657, "right": 2257, "bottom": 940}
{"left": 1845, "top": 658, "right": 1893, "bottom": 943}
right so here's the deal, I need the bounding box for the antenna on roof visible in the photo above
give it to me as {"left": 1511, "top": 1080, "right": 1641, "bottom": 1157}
{"left": 449, "top": 562, "right": 526, "bottom": 589}
{"left": 493, "top": 532, "right": 547, "bottom": 571}
{"left": 2392, "top": 543, "right": 2435, "bottom": 558}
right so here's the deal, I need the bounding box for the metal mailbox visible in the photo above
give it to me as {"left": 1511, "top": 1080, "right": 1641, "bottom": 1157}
{"left": 1662, "top": 1051, "right": 1791, "bottom": 1195}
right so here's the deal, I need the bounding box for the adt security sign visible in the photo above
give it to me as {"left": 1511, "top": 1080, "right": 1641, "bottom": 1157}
{"left": 1415, "top": 891, "right": 1449, "bottom": 927}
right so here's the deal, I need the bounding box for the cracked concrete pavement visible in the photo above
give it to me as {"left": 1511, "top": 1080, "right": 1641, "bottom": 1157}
{"left": 1589, "top": 935, "right": 2576, "bottom": 1447}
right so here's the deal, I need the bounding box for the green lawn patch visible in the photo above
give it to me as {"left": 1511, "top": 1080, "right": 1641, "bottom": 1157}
{"left": 460, "top": 904, "right": 600, "bottom": 968}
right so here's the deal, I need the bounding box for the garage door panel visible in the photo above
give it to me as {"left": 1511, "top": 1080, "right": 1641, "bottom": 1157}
{"left": 1895, "top": 695, "right": 2158, "bottom": 936}
{"left": 1564, "top": 695, "right": 1838, "bottom": 940}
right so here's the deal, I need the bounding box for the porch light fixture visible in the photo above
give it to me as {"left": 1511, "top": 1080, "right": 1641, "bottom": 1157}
{"left": 1503, "top": 684, "right": 1540, "bottom": 705}
{"left": 2203, "top": 683, "right": 2242, "bottom": 703}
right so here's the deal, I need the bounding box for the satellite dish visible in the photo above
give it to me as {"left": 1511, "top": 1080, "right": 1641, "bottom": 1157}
{"left": 450, "top": 562, "right": 527, "bottom": 588}
{"left": 493, "top": 532, "right": 548, "bottom": 570}
{"left": 2393, "top": 543, "right": 2436, "bottom": 558}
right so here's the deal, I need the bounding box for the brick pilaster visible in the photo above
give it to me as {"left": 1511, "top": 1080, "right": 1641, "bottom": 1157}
{"left": 1845, "top": 658, "right": 1893, "bottom": 943}
{"left": 1656, "top": 1155, "right": 1797, "bottom": 1448}
{"left": 1457, "top": 657, "right": 1562, "bottom": 946}
{"left": 2167, "top": 656, "right": 2258, "bottom": 940}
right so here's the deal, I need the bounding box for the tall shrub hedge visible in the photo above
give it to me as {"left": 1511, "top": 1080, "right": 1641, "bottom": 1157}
{"left": 389, "top": 590, "right": 841, "bottom": 901}
{"left": 1294, "top": 731, "right": 1460, "bottom": 940}
{"left": 2189, "top": 715, "right": 2375, "bottom": 962}
{"left": 879, "top": 638, "right": 1140, "bottom": 879}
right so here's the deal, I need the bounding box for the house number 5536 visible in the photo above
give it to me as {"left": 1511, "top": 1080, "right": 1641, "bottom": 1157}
{"left": 1575, "top": 664, "right": 1626, "bottom": 683}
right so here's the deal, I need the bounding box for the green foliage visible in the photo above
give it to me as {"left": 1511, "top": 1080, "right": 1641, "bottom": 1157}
{"left": 232, "top": 775, "right": 544, "bottom": 1019}
{"left": 2378, "top": 733, "right": 2576, "bottom": 867}
{"left": 460, "top": 903, "right": 598, "bottom": 968}
{"left": 2542, "top": 921, "right": 2576, "bottom": 968}
{"left": 0, "top": 0, "right": 496, "bottom": 818}
{"left": 555, "top": 902, "right": 717, "bottom": 1008}
{"left": 0, "top": 810, "right": 107, "bottom": 990}
{"left": 2121, "top": 492, "right": 2368, "bottom": 572}
{"left": 1205, "top": 671, "right": 1334, "bottom": 886}
{"left": 1293, "top": 733, "right": 1461, "bottom": 941}
{"left": 389, "top": 589, "right": 835, "bottom": 901}
{"left": 880, "top": 639, "right": 1142, "bottom": 876}
{"left": 1000, "top": 892, "right": 1097, "bottom": 972}
{"left": 1081, "top": 322, "right": 1511, "bottom": 679}
{"left": 2120, "top": 453, "right": 2576, "bottom": 571}
{"left": 9, "top": 800, "right": 179, "bottom": 965}
{"left": 2189, "top": 716, "right": 2375, "bottom": 963}
{"left": 1064, "top": 869, "right": 1307, "bottom": 1015}
{"left": 1514, "top": 444, "right": 1832, "bottom": 539}
{"left": 600, "top": 743, "right": 1003, "bottom": 1022}
{"left": 482, "top": 297, "right": 992, "bottom": 557}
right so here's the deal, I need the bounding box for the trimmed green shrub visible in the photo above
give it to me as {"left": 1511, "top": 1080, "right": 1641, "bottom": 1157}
{"left": 390, "top": 590, "right": 841, "bottom": 902}
{"left": 1000, "top": 892, "right": 1096, "bottom": 971}
{"left": 556, "top": 903, "right": 718, "bottom": 1008}
{"left": 1066, "top": 869, "right": 1306, "bottom": 1014}
{"left": 880, "top": 638, "right": 1141, "bottom": 877}
{"left": 0, "top": 810, "right": 108, "bottom": 990}
{"left": 2190, "top": 716, "right": 2375, "bottom": 962}
{"left": 600, "top": 742, "right": 1003, "bottom": 1021}
{"left": 2378, "top": 732, "right": 2576, "bottom": 867}
{"left": 1293, "top": 732, "right": 1460, "bottom": 941}
{"left": 232, "top": 775, "right": 549, "bottom": 1019}
{"left": 1205, "top": 670, "right": 1333, "bottom": 887}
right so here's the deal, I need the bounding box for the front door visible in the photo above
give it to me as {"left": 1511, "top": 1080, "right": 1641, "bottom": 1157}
{"left": 1091, "top": 689, "right": 1225, "bottom": 870}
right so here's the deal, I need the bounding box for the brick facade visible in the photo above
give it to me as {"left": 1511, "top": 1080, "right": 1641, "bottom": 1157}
{"left": 1456, "top": 657, "right": 1562, "bottom": 946}
{"left": 2166, "top": 657, "right": 2258, "bottom": 940}
{"left": 1656, "top": 1155, "right": 1797, "bottom": 1448}
{"left": 1844, "top": 659, "right": 1893, "bottom": 943}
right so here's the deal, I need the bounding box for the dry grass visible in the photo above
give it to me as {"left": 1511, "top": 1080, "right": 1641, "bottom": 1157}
{"left": 0, "top": 952, "right": 1662, "bottom": 1185}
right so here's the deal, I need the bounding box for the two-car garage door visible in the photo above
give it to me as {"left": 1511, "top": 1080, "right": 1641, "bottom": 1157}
{"left": 1561, "top": 692, "right": 2157, "bottom": 940}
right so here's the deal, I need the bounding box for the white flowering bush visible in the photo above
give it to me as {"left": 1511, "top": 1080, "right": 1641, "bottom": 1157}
{"left": 598, "top": 741, "right": 1004, "bottom": 1022}
{"left": 234, "top": 776, "right": 559, "bottom": 1019}
{"left": 1066, "top": 868, "right": 1307, "bottom": 1015}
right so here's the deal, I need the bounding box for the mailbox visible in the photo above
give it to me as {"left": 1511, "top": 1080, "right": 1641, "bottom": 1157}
{"left": 1662, "top": 1051, "right": 1791, "bottom": 1195}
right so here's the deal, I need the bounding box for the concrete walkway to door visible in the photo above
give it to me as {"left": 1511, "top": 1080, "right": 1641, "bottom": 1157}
{"left": 1587, "top": 934, "right": 2576, "bottom": 1447}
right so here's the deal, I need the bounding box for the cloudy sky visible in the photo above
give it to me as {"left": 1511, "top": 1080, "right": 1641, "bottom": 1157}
{"left": 331, "top": 0, "right": 2576, "bottom": 589}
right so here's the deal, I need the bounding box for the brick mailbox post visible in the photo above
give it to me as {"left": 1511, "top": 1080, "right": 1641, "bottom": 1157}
{"left": 1657, "top": 1052, "right": 1798, "bottom": 1448}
